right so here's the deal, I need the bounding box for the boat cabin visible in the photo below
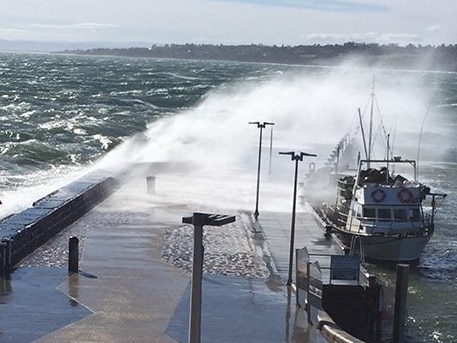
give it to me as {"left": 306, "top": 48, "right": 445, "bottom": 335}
{"left": 341, "top": 159, "right": 431, "bottom": 236}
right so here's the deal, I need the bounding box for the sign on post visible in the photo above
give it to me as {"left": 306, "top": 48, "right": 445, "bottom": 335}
{"left": 296, "top": 247, "right": 309, "bottom": 308}
{"left": 296, "top": 247, "right": 322, "bottom": 325}
{"left": 330, "top": 255, "right": 360, "bottom": 282}
{"left": 308, "top": 261, "right": 322, "bottom": 310}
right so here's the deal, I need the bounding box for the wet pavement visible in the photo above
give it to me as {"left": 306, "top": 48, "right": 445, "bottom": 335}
{"left": 0, "top": 173, "right": 340, "bottom": 343}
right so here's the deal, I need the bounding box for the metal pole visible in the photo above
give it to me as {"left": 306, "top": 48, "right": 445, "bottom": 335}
{"left": 249, "top": 122, "right": 274, "bottom": 221}
{"left": 287, "top": 157, "right": 299, "bottom": 285}
{"left": 189, "top": 224, "right": 204, "bottom": 343}
{"left": 393, "top": 263, "right": 410, "bottom": 343}
{"left": 254, "top": 125, "right": 263, "bottom": 220}
{"left": 269, "top": 125, "right": 274, "bottom": 175}
{"left": 279, "top": 151, "right": 316, "bottom": 286}
{"left": 182, "top": 212, "right": 236, "bottom": 343}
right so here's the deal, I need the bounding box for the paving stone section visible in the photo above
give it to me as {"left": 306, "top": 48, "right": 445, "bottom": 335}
{"left": 0, "top": 174, "right": 360, "bottom": 343}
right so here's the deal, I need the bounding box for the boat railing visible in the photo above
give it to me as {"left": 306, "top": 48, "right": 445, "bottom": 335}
{"left": 358, "top": 214, "right": 428, "bottom": 234}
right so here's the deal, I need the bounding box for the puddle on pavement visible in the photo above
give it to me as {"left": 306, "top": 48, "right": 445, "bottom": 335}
{"left": 0, "top": 267, "right": 90, "bottom": 343}
{"left": 166, "top": 274, "right": 324, "bottom": 343}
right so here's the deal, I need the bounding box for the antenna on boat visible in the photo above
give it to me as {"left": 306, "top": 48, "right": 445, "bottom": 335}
{"left": 386, "top": 133, "right": 390, "bottom": 169}
{"left": 416, "top": 106, "right": 431, "bottom": 177}
{"left": 368, "top": 77, "right": 375, "bottom": 163}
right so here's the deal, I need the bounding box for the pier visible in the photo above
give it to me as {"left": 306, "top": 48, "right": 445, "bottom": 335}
{"left": 0, "top": 166, "right": 382, "bottom": 343}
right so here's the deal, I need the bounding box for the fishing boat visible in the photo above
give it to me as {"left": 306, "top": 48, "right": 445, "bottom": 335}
{"left": 307, "top": 86, "right": 446, "bottom": 264}
{"left": 310, "top": 156, "right": 446, "bottom": 263}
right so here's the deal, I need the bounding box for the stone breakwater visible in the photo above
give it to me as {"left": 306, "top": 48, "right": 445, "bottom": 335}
{"left": 2, "top": 171, "right": 117, "bottom": 273}
{"left": 161, "top": 212, "right": 269, "bottom": 279}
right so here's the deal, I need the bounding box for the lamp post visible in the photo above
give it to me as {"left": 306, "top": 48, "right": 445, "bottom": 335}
{"left": 249, "top": 121, "right": 275, "bottom": 221}
{"left": 182, "top": 212, "right": 236, "bottom": 343}
{"left": 279, "top": 151, "right": 316, "bottom": 286}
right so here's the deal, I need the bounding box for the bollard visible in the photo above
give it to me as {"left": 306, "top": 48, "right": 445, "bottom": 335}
{"left": 2, "top": 239, "right": 12, "bottom": 279}
{"left": 68, "top": 236, "right": 79, "bottom": 273}
{"left": 393, "top": 263, "right": 410, "bottom": 343}
{"left": 0, "top": 242, "right": 6, "bottom": 279}
{"left": 146, "top": 176, "right": 156, "bottom": 194}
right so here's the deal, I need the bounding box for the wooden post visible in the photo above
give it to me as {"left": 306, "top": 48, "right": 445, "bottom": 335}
{"left": 393, "top": 264, "right": 409, "bottom": 343}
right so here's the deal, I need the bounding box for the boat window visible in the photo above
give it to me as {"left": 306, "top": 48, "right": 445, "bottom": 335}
{"left": 394, "top": 209, "right": 407, "bottom": 222}
{"left": 409, "top": 208, "right": 420, "bottom": 221}
{"left": 378, "top": 208, "right": 391, "bottom": 221}
{"left": 363, "top": 208, "right": 376, "bottom": 220}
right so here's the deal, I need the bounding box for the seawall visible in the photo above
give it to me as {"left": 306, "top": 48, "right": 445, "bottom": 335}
{"left": 0, "top": 170, "right": 119, "bottom": 274}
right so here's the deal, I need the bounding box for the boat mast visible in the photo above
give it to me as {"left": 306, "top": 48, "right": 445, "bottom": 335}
{"left": 358, "top": 108, "right": 368, "bottom": 161}
{"left": 386, "top": 133, "right": 390, "bottom": 180}
{"left": 368, "top": 77, "right": 375, "bottom": 167}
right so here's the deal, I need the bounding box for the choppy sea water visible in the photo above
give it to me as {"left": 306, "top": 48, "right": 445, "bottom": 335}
{"left": 1, "top": 52, "right": 457, "bottom": 342}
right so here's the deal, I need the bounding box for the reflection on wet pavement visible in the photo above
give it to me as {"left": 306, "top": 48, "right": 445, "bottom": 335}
{"left": 0, "top": 267, "right": 90, "bottom": 343}
{"left": 166, "top": 274, "right": 321, "bottom": 343}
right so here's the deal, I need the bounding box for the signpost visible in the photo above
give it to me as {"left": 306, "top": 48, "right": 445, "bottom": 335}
{"left": 182, "top": 212, "right": 236, "bottom": 343}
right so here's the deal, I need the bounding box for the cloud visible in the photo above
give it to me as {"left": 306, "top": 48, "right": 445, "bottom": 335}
{"left": 0, "top": 28, "right": 28, "bottom": 38}
{"left": 30, "top": 23, "right": 118, "bottom": 30}
{"left": 210, "top": 0, "right": 387, "bottom": 12}
{"left": 0, "top": 0, "right": 455, "bottom": 46}
{"left": 427, "top": 25, "right": 441, "bottom": 34}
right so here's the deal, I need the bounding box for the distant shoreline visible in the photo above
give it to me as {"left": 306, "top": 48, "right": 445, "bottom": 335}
{"left": 59, "top": 43, "right": 457, "bottom": 72}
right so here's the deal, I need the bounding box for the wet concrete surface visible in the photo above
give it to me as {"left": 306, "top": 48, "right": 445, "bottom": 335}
{"left": 166, "top": 275, "right": 313, "bottom": 343}
{"left": 0, "top": 268, "right": 90, "bottom": 343}
{"left": 0, "top": 175, "right": 336, "bottom": 342}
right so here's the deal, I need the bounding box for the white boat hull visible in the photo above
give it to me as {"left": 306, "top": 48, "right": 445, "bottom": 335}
{"left": 337, "top": 231, "right": 431, "bottom": 263}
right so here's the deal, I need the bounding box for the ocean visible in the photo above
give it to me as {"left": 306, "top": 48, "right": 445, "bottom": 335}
{"left": 0, "top": 52, "right": 456, "bottom": 343}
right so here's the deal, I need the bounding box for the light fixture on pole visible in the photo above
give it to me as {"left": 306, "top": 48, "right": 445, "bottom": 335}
{"left": 249, "top": 121, "right": 275, "bottom": 221}
{"left": 182, "top": 212, "right": 236, "bottom": 343}
{"left": 279, "top": 151, "right": 317, "bottom": 286}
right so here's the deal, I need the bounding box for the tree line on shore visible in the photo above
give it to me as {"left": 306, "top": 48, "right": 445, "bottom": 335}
{"left": 63, "top": 42, "right": 457, "bottom": 72}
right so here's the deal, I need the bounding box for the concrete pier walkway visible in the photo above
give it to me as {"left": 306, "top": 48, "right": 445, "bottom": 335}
{"left": 0, "top": 174, "right": 345, "bottom": 343}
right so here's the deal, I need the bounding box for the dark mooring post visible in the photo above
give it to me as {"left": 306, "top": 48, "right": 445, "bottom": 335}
{"left": 68, "top": 236, "right": 79, "bottom": 273}
{"left": 1, "top": 238, "right": 12, "bottom": 279}
{"left": 0, "top": 241, "right": 7, "bottom": 279}
{"left": 393, "top": 264, "right": 410, "bottom": 343}
{"left": 146, "top": 176, "right": 156, "bottom": 194}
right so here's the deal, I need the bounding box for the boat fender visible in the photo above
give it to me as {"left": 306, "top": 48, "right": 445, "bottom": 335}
{"left": 371, "top": 188, "right": 386, "bottom": 203}
{"left": 397, "top": 188, "right": 413, "bottom": 203}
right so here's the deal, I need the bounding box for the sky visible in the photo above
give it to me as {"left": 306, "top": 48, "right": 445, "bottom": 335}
{"left": 0, "top": 0, "right": 455, "bottom": 47}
